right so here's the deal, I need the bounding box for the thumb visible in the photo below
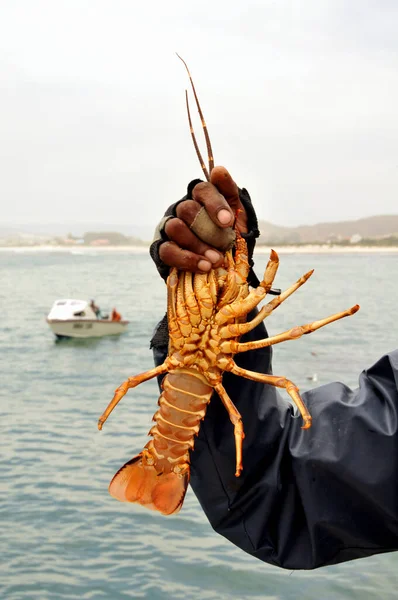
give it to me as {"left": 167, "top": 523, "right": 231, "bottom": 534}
{"left": 210, "top": 166, "right": 248, "bottom": 234}
{"left": 210, "top": 166, "right": 240, "bottom": 209}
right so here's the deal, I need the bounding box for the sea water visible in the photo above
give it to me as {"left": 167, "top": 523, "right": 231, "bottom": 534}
{"left": 1, "top": 249, "right": 397, "bottom": 600}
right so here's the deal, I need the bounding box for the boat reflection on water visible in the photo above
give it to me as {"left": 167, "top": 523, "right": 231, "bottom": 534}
{"left": 46, "top": 299, "right": 129, "bottom": 339}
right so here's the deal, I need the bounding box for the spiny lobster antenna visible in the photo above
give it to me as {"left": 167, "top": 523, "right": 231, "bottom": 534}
{"left": 176, "top": 53, "right": 214, "bottom": 182}
{"left": 184, "top": 89, "right": 209, "bottom": 182}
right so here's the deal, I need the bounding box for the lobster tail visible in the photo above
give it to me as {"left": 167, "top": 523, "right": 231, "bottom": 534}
{"left": 108, "top": 454, "right": 189, "bottom": 516}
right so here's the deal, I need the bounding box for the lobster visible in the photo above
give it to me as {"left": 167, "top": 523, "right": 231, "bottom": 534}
{"left": 98, "top": 56, "right": 359, "bottom": 515}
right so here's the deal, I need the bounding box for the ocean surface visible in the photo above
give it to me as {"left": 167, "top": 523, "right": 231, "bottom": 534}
{"left": 1, "top": 249, "right": 397, "bottom": 600}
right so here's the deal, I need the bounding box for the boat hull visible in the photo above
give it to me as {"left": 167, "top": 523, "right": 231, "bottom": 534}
{"left": 47, "top": 319, "right": 129, "bottom": 338}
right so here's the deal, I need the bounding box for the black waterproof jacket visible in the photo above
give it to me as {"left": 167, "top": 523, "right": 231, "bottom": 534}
{"left": 150, "top": 183, "right": 398, "bottom": 570}
{"left": 154, "top": 337, "right": 398, "bottom": 570}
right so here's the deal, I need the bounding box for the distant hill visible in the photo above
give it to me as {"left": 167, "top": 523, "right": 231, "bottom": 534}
{"left": 2, "top": 215, "right": 398, "bottom": 246}
{"left": 0, "top": 222, "right": 155, "bottom": 242}
{"left": 257, "top": 215, "right": 398, "bottom": 244}
{"left": 83, "top": 231, "right": 147, "bottom": 246}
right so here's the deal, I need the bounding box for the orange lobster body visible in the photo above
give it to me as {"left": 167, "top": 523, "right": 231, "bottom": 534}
{"left": 108, "top": 371, "right": 213, "bottom": 515}
{"left": 99, "top": 235, "right": 252, "bottom": 514}
{"left": 98, "top": 56, "right": 359, "bottom": 515}
{"left": 98, "top": 234, "right": 358, "bottom": 515}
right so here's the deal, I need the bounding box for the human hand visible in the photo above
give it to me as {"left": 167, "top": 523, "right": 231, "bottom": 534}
{"left": 159, "top": 166, "right": 248, "bottom": 273}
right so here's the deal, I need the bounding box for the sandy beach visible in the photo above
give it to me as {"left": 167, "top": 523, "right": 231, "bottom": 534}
{"left": 1, "top": 244, "right": 398, "bottom": 254}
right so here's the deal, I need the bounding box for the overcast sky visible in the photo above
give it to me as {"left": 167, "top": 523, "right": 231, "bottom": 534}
{"left": 1, "top": 0, "right": 397, "bottom": 230}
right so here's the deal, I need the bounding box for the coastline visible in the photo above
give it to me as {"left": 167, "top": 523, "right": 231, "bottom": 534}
{"left": 254, "top": 244, "right": 398, "bottom": 254}
{"left": 1, "top": 244, "right": 398, "bottom": 254}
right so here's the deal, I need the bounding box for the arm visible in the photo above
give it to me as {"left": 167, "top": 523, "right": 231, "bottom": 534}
{"left": 191, "top": 343, "right": 398, "bottom": 570}
{"left": 153, "top": 323, "right": 398, "bottom": 570}
{"left": 150, "top": 168, "right": 398, "bottom": 569}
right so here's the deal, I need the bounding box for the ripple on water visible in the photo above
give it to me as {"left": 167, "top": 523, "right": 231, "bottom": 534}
{"left": 1, "top": 252, "right": 398, "bottom": 599}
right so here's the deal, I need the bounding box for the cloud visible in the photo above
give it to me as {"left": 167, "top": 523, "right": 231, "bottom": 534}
{"left": 0, "top": 0, "right": 397, "bottom": 228}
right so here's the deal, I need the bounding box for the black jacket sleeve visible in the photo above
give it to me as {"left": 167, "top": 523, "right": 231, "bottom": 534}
{"left": 153, "top": 318, "right": 398, "bottom": 570}
{"left": 150, "top": 183, "right": 398, "bottom": 570}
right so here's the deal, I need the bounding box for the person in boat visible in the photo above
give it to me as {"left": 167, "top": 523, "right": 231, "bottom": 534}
{"left": 111, "top": 308, "right": 122, "bottom": 322}
{"left": 90, "top": 299, "right": 101, "bottom": 318}
{"left": 149, "top": 166, "right": 398, "bottom": 570}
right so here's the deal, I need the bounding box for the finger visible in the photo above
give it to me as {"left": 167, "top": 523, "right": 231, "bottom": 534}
{"left": 192, "top": 181, "right": 235, "bottom": 228}
{"left": 210, "top": 166, "right": 240, "bottom": 210}
{"left": 176, "top": 200, "right": 203, "bottom": 226}
{"left": 164, "top": 218, "right": 224, "bottom": 267}
{"left": 159, "top": 241, "right": 218, "bottom": 273}
{"left": 176, "top": 201, "right": 235, "bottom": 251}
{"left": 192, "top": 167, "right": 248, "bottom": 234}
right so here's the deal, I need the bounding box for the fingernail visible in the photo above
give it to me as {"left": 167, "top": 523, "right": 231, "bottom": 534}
{"left": 217, "top": 209, "right": 233, "bottom": 225}
{"left": 204, "top": 249, "right": 221, "bottom": 264}
{"left": 198, "top": 260, "right": 212, "bottom": 272}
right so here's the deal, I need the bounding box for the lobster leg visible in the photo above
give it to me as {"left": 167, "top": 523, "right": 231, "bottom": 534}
{"left": 214, "top": 382, "right": 245, "bottom": 477}
{"left": 227, "top": 364, "right": 312, "bottom": 429}
{"left": 220, "top": 305, "right": 360, "bottom": 354}
{"left": 167, "top": 269, "right": 184, "bottom": 349}
{"left": 258, "top": 249, "right": 280, "bottom": 292}
{"left": 219, "top": 269, "right": 314, "bottom": 339}
{"left": 98, "top": 363, "right": 169, "bottom": 430}
{"left": 183, "top": 271, "right": 201, "bottom": 327}
{"left": 216, "top": 250, "right": 280, "bottom": 325}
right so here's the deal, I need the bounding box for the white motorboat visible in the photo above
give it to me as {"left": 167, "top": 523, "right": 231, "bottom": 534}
{"left": 46, "top": 299, "right": 129, "bottom": 339}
